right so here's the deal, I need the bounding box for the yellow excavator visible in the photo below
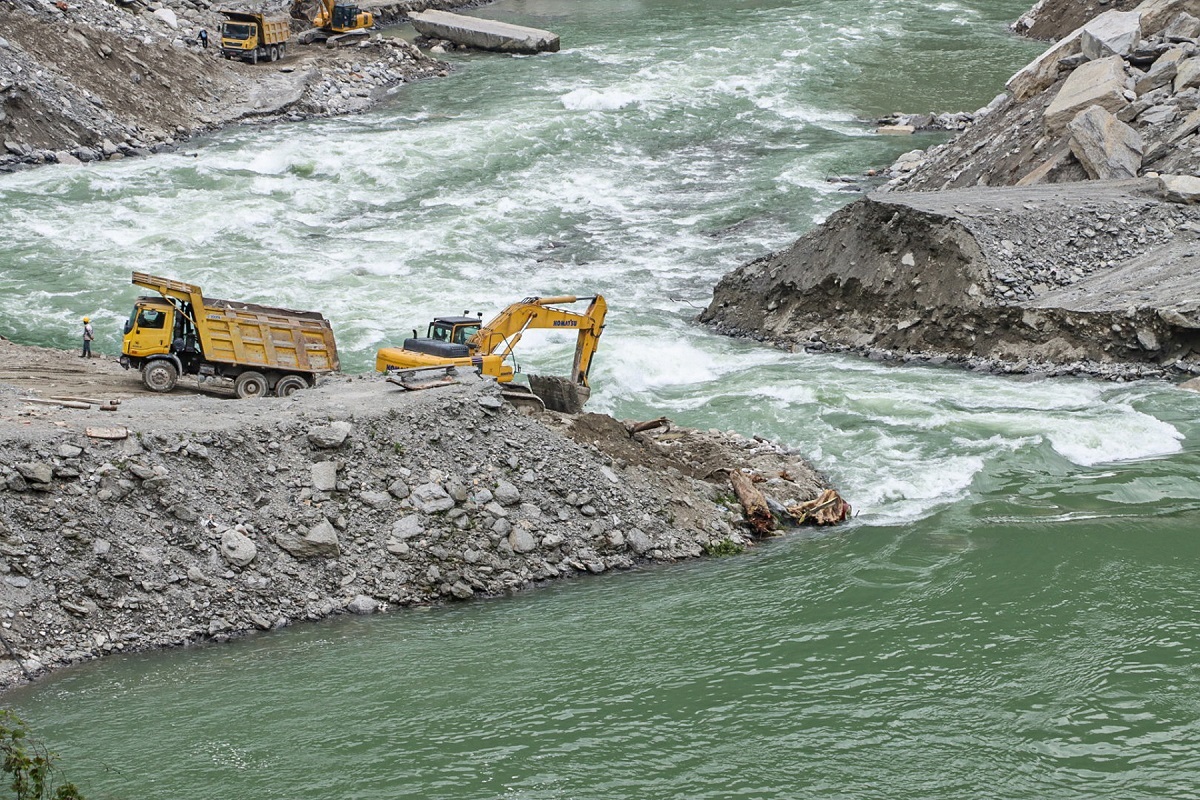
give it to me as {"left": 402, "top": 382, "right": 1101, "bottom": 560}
{"left": 291, "top": 0, "right": 372, "bottom": 33}
{"left": 375, "top": 294, "right": 607, "bottom": 413}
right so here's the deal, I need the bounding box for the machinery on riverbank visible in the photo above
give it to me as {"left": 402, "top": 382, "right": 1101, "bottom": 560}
{"left": 218, "top": 10, "right": 291, "bottom": 64}
{"left": 120, "top": 272, "right": 339, "bottom": 398}
{"left": 375, "top": 294, "right": 606, "bottom": 413}
{"left": 292, "top": 0, "right": 373, "bottom": 34}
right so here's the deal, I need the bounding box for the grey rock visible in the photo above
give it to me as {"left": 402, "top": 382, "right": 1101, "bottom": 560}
{"left": 346, "top": 594, "right": 378, "bottom": 614}
{"left": 411, "top": 482, "right": 454, "bottom": 513}
{"left": 57, "top": 444, "right": 83, "bottom": 458}
{"left": 627, "top": 528, "right": 653, "bottom": 554}
{"left": 387, "top": 478, "right": 411, "bottom": 499}
{"left": 311, "top": 460, "right": 338, "bottom": 492}
{"left": 390, "top": 515, "right": 424, "bottom": 540}
{"left": 275, "top": 520, "right": 341, "bottom": 558}
{"left": 449, "top": 581, "right": 473, "bottom": 599}
{"left": 1066, "top": 105, "right": 1143, "bottom": 180}
{"left": 220, "top": 529, "right": 257, "bottom": 567}
{"left": 1045, "top": 55, "right": 1131, "bottom": 132}
{"left": 1080, "top": 10, "right": 1142, "bottom": 60}
{"left": 1175, "top": 57, "right": 1200, "bottom": 93}
{"left": 93, "top": 539, "right": 111, "bottom": 556}
{"left": 360, "top": 490, "right": 391, "bottom": 508}
{"left": 493, "top": 480, "right": 521, "bottom": 506}
{"left": 15, "top": 462, "right": 52, "bottom": 484}
{"left": 1164, "top": 11, "right": 1200, "bottom": 41}
{"left": 509, "top": 528, "right": 537, "bottom": 553}
{"left": 307, "top": 421, "right": 352, "bottom": 448}
{"left": 1137, "top": 329, "right": 1161, "bottom": 351}
{"left": 1159, "top": 173, "right": 1200, "bottom": 202}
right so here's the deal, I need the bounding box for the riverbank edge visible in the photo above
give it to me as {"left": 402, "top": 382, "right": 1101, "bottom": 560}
{"left": 0, "top": 340, "right": 840, "bottom": 693}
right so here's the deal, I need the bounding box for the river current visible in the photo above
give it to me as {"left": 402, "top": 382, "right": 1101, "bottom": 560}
{"left": 4, "top": 0, "right": 1200, "bottom": 797}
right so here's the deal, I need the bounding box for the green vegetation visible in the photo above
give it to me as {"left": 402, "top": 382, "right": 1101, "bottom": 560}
{"left": 702, "top": 538, "right": 745, "bottom": 557}
{"left": 0, "top": 711, "right": 83, "bottom": 800}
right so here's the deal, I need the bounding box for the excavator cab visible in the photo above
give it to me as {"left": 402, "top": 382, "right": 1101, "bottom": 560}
{"left": 404, "top": 315, "right": 482, "bottom": 358}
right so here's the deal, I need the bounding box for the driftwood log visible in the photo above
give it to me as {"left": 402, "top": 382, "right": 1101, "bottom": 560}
{"left": 787, "top": 489, "right": 852, "bottom": 525}
{"left": 627, "top": 417, "right": 670, "bottom": 436}
{"left": 729, "top": 469, "right": 774, "bottom": 535}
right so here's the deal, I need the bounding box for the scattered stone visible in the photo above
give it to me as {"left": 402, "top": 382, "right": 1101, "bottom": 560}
{"left": 220, "top": 529, "right": 257, "bottom": 567}
{"left": 308, "top": 421, "right": 352, "bottom": 449}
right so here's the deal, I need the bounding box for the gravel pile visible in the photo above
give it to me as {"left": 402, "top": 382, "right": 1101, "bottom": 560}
{"left": 0, "top": 370, "right": 833, "bottom": 690}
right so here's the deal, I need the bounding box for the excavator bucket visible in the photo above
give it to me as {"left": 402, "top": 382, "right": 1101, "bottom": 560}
{"left": 527, "top": 374, "right": 590, "bottom": 414}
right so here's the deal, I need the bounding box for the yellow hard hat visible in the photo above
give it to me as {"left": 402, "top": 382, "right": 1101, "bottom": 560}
{"left": 82, "top": 317, "right": 90, "bottom": 323}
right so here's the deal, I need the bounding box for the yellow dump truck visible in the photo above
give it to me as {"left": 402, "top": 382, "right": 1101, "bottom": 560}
{"left": 219, "top": 9, "right": 291, "bottom": 64}
{"left": 120, "top": 272, "right": 339, "bottom": 398}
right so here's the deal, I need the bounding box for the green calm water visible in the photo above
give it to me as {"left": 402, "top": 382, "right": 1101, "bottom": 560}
{"left": 5, "top": 1, "right": 1200, "bottom": 797}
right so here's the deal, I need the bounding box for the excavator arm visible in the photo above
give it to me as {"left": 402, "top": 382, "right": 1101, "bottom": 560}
{"left": 472, "top": 294, "right": 607, "bottom": 387}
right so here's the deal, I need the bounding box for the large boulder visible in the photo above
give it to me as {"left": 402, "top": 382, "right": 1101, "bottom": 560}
{"left": 1174, "top": 57, "right": 1200, "bottom": 92}
{"left": 1067, "top": 105, "right": 1144, "bottom": 179}
{"left": 1158, "top": 173, "right": 1200, "bottom": 202}
{"left": 1007, "top": 30, "right": 1083, "bottom": 102}
{"left": 275, "top": 520, "right": 342, "bottom": 558}
{"left": 220, "top": 529, "right": 257, "bottom": 567}
{"left": 1134, "top": 0, "right": 1200, "bottom": 33}
{"left": 1081, "top": 10, "right": 1142, "bottom": 60}
{"left": 1135, "top": 47, "right": 1186, "bottom": 95}
{"left": 1044, "top": 55, "right": 1131, "bottom": 132}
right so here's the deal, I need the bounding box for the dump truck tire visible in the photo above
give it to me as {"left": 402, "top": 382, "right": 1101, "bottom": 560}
{"left": 270, "top": 45, "right": 278, "bottom": 61}
{"left": 142, "top": 361, "right": 178, "bottom": 393}
{"left": 274, "top": 374, "right": 308, "bottom": 397}
{"left": 234, "top": 371, "right": 269, "bottom": 399}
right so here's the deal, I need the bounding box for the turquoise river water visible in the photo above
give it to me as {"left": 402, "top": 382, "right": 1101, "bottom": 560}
{"left": 3, "top": 0, "right": 1200, "bottom": 797}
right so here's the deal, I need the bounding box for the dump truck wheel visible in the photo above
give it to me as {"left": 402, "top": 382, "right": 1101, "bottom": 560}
{"left": 234, "top": 371, "right": 269, "bottom": 399}
{"left": 251, "top": 50, "right": 258, "bottom": 65}
{"left": 142, "top": 361, "right": 178, "bottom": 393}
{"left": 270, "top": 46, "right": 278, "bottom": 62}
{"left": 274, "top": 374, "right": 308, "bottom": 397}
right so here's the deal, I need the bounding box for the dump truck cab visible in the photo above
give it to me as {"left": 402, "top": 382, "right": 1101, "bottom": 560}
{"left": 220, "top": 20, "right": 258, "bottom": 52}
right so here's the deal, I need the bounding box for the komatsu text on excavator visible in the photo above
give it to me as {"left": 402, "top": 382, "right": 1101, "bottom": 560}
{"left": 375, "top": 295, "right": 606, "bottom": 413}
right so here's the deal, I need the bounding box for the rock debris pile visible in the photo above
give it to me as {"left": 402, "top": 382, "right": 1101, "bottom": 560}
{"left": 0, "top": 370, "right": 833, "bottom": 690}
{"left": 0, "top": 0, "right": 456, "bottom": 171}
{"left": 704, "top": 0, "right": 1200, "bottom": 383}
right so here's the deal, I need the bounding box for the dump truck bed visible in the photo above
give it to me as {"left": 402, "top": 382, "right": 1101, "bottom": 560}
{"left": 198, "top": 297, "right": 338, "bottom": 373}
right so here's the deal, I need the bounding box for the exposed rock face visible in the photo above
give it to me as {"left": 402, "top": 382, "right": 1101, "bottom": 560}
{"left": 701, "top": 181, "right": 1200, "bottom": 378}
{"left": 0, "top": 371, "right": 834, "bottom": 690}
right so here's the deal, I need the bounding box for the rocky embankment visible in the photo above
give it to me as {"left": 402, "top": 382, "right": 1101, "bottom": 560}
{"left": 704, "top": 0, "right": 1200, "bottom": 381}
{"left": 0, "top": 0, "right": 481, "bottom": 170}
{"left": 0, "top": 341, "right": 838, "bottom": 691}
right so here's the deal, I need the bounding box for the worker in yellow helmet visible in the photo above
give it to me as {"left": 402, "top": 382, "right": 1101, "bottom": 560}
{"left": 82, "top": 316, "right": 94, "bottom": 358}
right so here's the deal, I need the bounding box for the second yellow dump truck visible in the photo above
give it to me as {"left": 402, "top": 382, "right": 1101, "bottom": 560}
{"left": 219, "top": 9, "right": 291, "bottom": 64}
{"left": 120, "top": 272, "right": 339, "bottom": 398}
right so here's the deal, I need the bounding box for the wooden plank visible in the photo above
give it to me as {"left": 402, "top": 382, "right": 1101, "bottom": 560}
{"left": 86, "top": 426, "right": 129, "bottom": 440}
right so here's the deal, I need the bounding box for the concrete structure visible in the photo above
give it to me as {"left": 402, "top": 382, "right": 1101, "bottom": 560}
{"left": 409, "top": 10, "right": 559, "bottom": 54}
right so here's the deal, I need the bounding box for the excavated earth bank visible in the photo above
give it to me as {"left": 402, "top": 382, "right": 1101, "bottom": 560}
{"left": 703, "top": 0, "right": 1200, "bottom": 381}
{"left": 0, "top": 341, "right": 835, "bottom": 691}
{"left": 702, "top": 179, "right": 1200, "bottom": 379}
